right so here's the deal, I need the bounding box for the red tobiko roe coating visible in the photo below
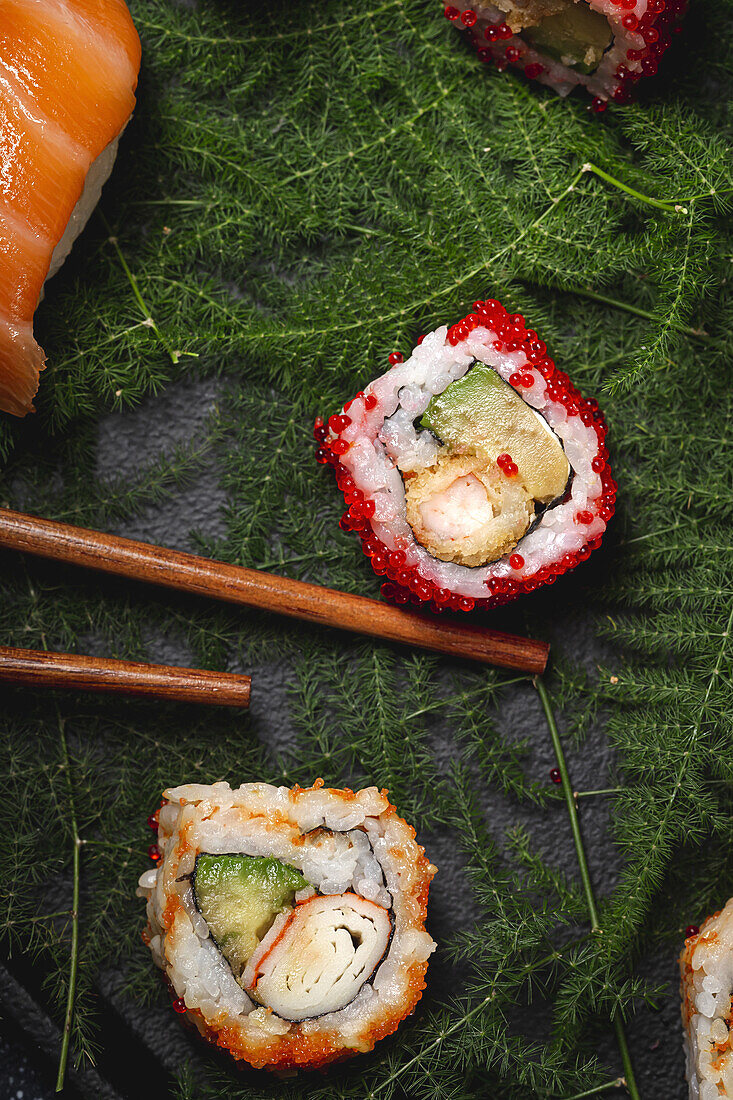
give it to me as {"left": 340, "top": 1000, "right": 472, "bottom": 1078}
{"left": 315, "top": 301, "right": 615, "bottom": 614}
{"left": 444, "top": 0, "right": 687, "bottom": 106}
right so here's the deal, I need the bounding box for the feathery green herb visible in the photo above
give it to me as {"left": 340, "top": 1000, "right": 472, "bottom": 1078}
{"left": 0, "top": 0, "right": 732, "bottom": 1096}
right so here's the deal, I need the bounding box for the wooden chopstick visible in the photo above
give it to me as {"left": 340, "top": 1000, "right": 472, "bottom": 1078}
{"left": 0, "top": 645, "right": 251, "bottom": 707}
{"left": 0, "top": 508, "right": 549, "bottom": 675}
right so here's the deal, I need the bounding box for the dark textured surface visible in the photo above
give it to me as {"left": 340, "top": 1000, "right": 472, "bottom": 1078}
{"left": 0, "top": 378, "right": 689, "bottom": 1098}
{"left": 0, "top": 1033, "right": 56, "bottom": 1100}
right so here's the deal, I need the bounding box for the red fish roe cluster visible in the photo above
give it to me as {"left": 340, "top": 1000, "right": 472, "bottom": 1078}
{"left": 443, "top": 0, "right": 687, "bottom": 106}
{"left": 497, "top": 452, "right": 519, "bottom": 476}
{"left": 315, "top": 301, "right": 615, "bottom": 614}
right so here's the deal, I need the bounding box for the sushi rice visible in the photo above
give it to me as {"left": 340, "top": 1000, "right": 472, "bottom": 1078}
{"left": 680, "top": 899, "right": 733, "bottom": 1099}
{"left": 138, "top": 781, "right": 437, "bottom": 1070}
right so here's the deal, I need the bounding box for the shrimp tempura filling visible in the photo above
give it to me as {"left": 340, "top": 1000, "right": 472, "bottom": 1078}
{"left": 405, "top": 453, "right": 535, "bottom": 567}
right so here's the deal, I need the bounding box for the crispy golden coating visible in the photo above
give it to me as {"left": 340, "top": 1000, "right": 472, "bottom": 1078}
{"left": 404, "top": 452, "right": 534, "bottom": 567}
{"left": 141, "top": 782, "right": 437, "bottom": 1071}
{"left": 491, "top": 0, "right": 572, "bottom": 33}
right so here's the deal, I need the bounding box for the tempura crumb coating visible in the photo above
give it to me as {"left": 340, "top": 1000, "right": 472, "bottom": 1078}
{"left": 138, "top": 782, "right": 437, "bottom": 1070}
{"left": 404, "top": 452, "right": 534, "bottom": 566}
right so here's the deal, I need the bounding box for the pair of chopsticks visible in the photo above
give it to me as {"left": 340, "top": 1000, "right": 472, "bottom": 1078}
{"left": 0, "top": 507, "right": 549, "bottom": 706}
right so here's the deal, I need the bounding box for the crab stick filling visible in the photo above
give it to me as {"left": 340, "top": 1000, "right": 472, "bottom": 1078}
{"left": 243, "top": 893, "right": 391, "bottom": 1021}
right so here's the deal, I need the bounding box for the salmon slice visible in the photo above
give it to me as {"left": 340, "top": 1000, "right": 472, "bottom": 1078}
{"left": 0, "top": 0, "right": 141, "bottom": 416}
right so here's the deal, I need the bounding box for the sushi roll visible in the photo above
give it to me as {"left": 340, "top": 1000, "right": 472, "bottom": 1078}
{"left": 0, "top": 0, "right": 141, "bottom": 416}
{"left": 680, "top": 901, "right": 733, "bottom": 1099}
{"left": 316, "top": 300, "right": 614, "bottom": 613}
{"left": 138, "top": 781, "right": 437, "bottom": 1070}
{"left": 443, "top": 0, "right": 686, "bottom": 107}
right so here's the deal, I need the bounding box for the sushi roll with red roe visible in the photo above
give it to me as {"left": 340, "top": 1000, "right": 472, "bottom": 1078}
{"left": 443, "top": 0, "right": 686, "bottom": 108}
{"left": 316, "top": 299, "right": 615, "bottom": 613}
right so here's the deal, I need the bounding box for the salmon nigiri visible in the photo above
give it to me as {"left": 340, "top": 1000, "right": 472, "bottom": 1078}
{"left": 0, "top": 0, "right": 141, "bottom": 417}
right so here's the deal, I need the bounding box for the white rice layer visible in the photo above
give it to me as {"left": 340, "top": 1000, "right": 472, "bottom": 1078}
{"left": 680, "top": 898, "right": 733, "bottom": 1099}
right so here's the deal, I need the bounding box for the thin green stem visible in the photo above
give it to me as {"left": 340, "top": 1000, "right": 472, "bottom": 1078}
{"left": 562, "top": 1078, "right": 627, "bottom": 1100}
{"left": 3, "top": 910, "right": 73, "bottom": 927}
{"left": 401, "top": 676, "right": 527, "bottom": 722}
{"left": 370, "top": 937, "right": 590, "bottom": 1097}
{"left": 621, "top": 521, "right": 684, "bottom": 547}
{"left": 582, "top": 163, "right": 687, "bottom": 215}
{"left": 534, "top": 678, "right": 641, "bottom": 1100}
{"left": 98, "top": 212, "right": 182, "bottom": 365}
{"left": 80, "top": 838, "right": 149, "bottom": 857}
{"left": 564, "top": 286, "right": 708, "bottom": 340}
{"left": 369, "top": 995, "right": 494, "bottom": 1096}
{"left": 575, "top": 788, "right": 623, "bottom": 799}
{"left": 257, "top": 549, "right": 339, "bottom": 570}
{"left": 613, "top": 1020, "right": 638, "bottom": 1100}
{"left": 666, "top": 186, "right": 733, "bottom": 204}
{"left": 535, "top": 678, "right": 600, "bottom": 930}
{"left": 56, "top": 715, "right": 81, "bottom": 1094}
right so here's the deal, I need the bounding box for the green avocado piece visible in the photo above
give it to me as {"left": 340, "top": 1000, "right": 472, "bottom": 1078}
{"left": 421, "top": 362, "right": 569, "bottom": 504}
{"left": 524, "top": 3, "right": 612, "bottom": 74}
{"left": 193, "top": 855, "right": 308, "bottom": 977}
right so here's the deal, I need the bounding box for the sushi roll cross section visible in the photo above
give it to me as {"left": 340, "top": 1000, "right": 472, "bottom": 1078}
{"left": 138, "top": 782, "right": 437, "bottom": 1070}
{"left": 0, "top": 0, "right": 141, "bottom": 416}
{"left": 317, "top": 299, "right": 615, "bottom": 613}
{"left": 443, "top": 0, "right": 687, "bottom": 107}
{"left": 680, "top": 900, "right": 733, "bottom": 1099}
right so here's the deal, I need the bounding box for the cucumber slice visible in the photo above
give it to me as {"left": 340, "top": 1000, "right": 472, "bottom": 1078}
{"left": 193, "top": 855, "right": 308, "bottom": 978}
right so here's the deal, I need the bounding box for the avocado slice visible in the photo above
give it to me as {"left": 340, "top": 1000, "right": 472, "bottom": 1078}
{"left": 193, "top": 855, "right": 308, "bottom": 977}
{"left": 524, "top": 2, "right": 612, "bottom": 74}
{"left": 421, "top": 362, "right": 569, "bottom": 504}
